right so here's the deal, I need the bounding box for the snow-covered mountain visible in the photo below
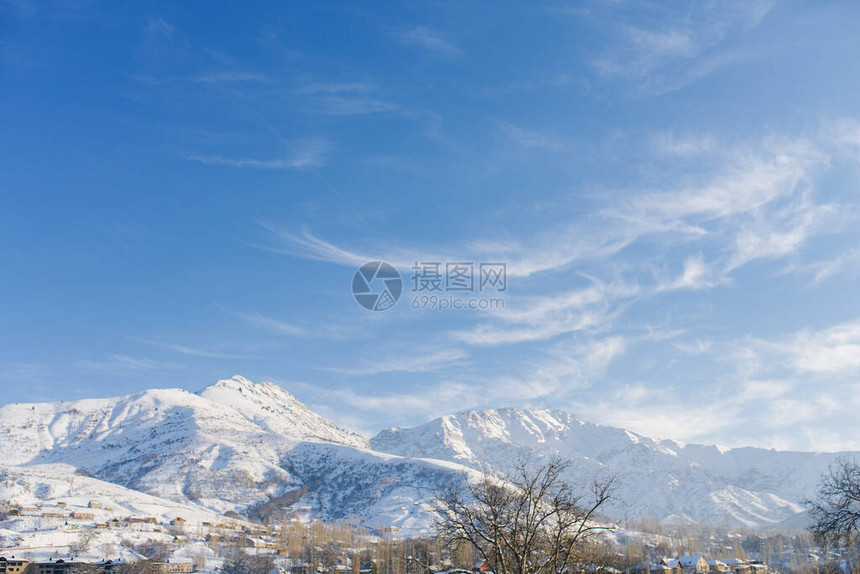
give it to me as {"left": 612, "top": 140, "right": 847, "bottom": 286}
{"left": 0, "top": 376, "right": 472, "bottom": 535}
{"left": 370, "top": 407, "right": 850, "bottom": 528}
{"left": 1, "top": 378, "right": 851, "bottom": 533}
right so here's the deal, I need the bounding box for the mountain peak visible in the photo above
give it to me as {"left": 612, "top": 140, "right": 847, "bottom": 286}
{"left": 203, "top": 374, "right": 267, "bottom": 391}
{"left": 198, "top": 375, "right": 368, "bottom": 449}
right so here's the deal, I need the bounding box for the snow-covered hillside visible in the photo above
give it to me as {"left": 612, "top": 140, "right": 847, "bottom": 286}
{"left": 1, "top": 378, "right": 850, "bottom": 534}
{"left": 371, "top": 407, "right": 847, "bottom": 528}
{"left": 0, "top": 463, "right": 248, "bottom": 563}
{"left": 0, "top": 376, "right": 471, "bottom": 535}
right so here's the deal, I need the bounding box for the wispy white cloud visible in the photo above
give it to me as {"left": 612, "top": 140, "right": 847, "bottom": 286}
{"left": 191, "top": 71, "right": 269, "bottom": 84}
{"left": 654, "top": 254, "right": 718, "bottom": 292}
{"left": 183, "top": 139, "right": 327, "bottom": 169}
{"left": 398, "top": 26, "right": 462, "bottom": 55}
{"left": 653, "top": 132, "right": 717, "bottom": 157}
{"left": 796, "top": 248, "right": 860, "bottom": 285}
{"left": 0, "top": 362, "right": 51, "bottom": 380}
{"left": 674, "top": 338, "right": 713, "bottom": 356}
{"left": 531, "top": 336, "right": 627, "bottom": 391}
{"left": 495, "top": 121, "right": 565, "bottom": 151}
{"left": 566, "top": 381, "right": 743, "bottom": 444}
{"left": 220, "top": 308, "right": 307, "bottom": 337}
{"left": 593, "top": 0, "right": 773, "bottom": 94}
{"left": 252, "top": 127, "right": 848, "bottom": 370}
{"left": 607, "top": 136, "right": 833, "bottom": 275}
{"left": 727, "top": 200, "right": 837, "bottom": 271}
{"left": 146, "top": 17, "right": 174, "bottom": 40}
{"left": 75, "top": 354, "right": 183, "bottom": 373}
{"left": 185, "top": 155, "right": 319, "bottom": 169}
{"left": 336, "top": 348, "right": 469, "bottom": 376}
{"left": 323, "top": 372, "right": 577, "bottom": 422}
{"left": 293, "top": 80, "right": 396, "bottom": 115}
{"left": 612, "top": 137, "right": 826, "bottom": 226}
{"left": 757, "top": 318, "right": 860, "bottom": 375}
{"left": 315, "top": 97, "right": 396, "bottom": 115}
{"left": 255, "top": 222, "right": 630, "bottom": 280}
{"left": 260, "top": 133, "right": 834, "bottom": 285}
{"left": 828, "top": 117, "right": 860, "bottom": 157}
{"left": 130, "top": 337, "right": 248, "bottom": 359}
{"left": 455, "top": 279, "right": 638, "bottom": 346}
{"left": 297, "top": 82, "right": 376, "bottom": 94}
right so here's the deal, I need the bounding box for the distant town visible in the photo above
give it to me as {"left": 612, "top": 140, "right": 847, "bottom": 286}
{"left": 2, "top": 497, "right": 858, "bottom": 574}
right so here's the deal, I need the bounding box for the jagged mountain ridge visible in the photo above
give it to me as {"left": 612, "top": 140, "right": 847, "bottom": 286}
{"left": 370, "top": 407, "right": 849, "bottom": 527}
{"left": 0, "top": 378, "right": 850, "bottom": 531}
{"left": 0, "top": 376, "right": 471, "bottom": 534}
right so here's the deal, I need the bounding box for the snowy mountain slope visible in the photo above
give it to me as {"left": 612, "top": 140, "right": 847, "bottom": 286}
{"left": 0, "top": 376, "right": 471, "bottom": 532}
{"left": 198, "top": 377, "right": 367, "bottom": 449}
{"left": 0, "top": 379, "right": 848, "bottom": 532}
{"left": 370, "top": 408, "right": 847, "bottom": 527}
{"left": 279, "top": 443, "right": 476, "bottom": 536}
{"left": 0, "top": 383, "right": 298, "bottom": 511}
{"left": 0, "top": 463, "right": 237, "bottom": 526}
{"left": 0, "top": 463, "right": 248, "bottom": 562}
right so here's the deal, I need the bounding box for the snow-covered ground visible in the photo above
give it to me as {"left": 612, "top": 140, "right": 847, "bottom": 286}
{"left": 0, "top": 463, "right": 248, "bottom": 565}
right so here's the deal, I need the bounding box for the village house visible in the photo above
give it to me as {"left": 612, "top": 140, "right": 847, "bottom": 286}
{"left": 658, "top": 558, "right": 684, "bottom": 574}
{"left": 88, "top": 501, "right": 102, "bottom": 509}
{"left": 31, "top": 559, "right": 90, "bottom": 574}
{"left": 170, "top": 517, "right": 186, "bottom": 527}
{"left": 152, "top": 561, "right": 195, "bottom": 574}
{"left": 678, "top": 557, "right": 709, "bottom": 574}
{"left": 0, "top": 557, "right": 30, "bottom": 574}
{"left": 56, "top": 502, "right": 67, "bottom": 508}
{"left": 70, "top": 511, "right": 93, "bottom": 520}
{"left": 95, "top": 559, "right": 120, "bottom": 573}
{"left": 708, "top": 561, "right": 729, "bottom": 573}
{"left": 240, "top": 537, "right": 278, "bottom": 549}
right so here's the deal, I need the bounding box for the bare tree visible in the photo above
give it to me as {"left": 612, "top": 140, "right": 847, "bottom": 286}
{"left": 114, "top": 561, "right": 171, "bottom": 574}
{"left": 436, "top": 457, "right": 615, "bottom": 574}
{"left": 808, "top": 458, "right": 860, "bottom": 545}
{"left": 219, "top": 550, "right": 275, "bottom": 574}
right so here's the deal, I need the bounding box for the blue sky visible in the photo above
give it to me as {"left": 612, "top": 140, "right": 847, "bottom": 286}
{"left": 3, "top": 0, "right": 860, "bottom": 451}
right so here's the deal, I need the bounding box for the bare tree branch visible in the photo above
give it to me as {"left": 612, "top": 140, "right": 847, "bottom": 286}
{"left": 808, "top": 458, "right": 860, "bottom": 546}
{"left": 435, "top": 457, "right": 616, "bottom": 574}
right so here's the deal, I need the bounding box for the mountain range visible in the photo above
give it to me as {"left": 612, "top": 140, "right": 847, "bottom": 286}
{"left": 0, "top": 375, "right": 850, "bottom": 534}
